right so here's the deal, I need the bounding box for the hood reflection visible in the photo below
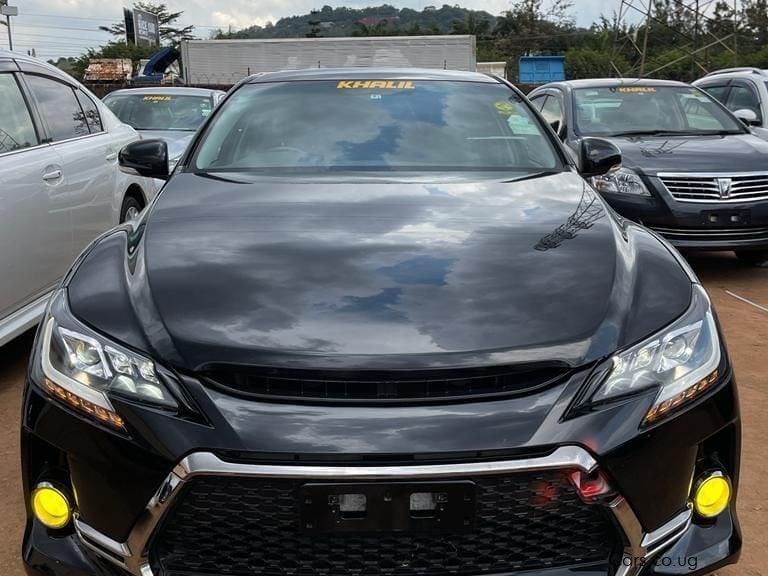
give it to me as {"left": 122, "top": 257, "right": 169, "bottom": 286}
{"left": 535, "top": 188, "right": 605, "bottom": 252}
{"left": 67, "top": 170, "right": 692, "bottom": 371}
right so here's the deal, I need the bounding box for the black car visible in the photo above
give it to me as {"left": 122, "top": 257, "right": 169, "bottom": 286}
{"left": 529, "top": 78, "right": 768, "bottom": 266}
{"left": 22, "top": 69, "right": 740, "bottom": 576}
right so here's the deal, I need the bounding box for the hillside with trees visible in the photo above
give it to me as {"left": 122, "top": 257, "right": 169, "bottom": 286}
{"left": 58, "top": 0, "right": 768, "bottom": 83}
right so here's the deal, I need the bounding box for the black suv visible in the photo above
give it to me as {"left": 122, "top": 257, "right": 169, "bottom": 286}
{"left": 530, "top": 78, "right": 768, "bottom": 266}
{"left": 22, "top": 69, "right": 740, "bottom": 576}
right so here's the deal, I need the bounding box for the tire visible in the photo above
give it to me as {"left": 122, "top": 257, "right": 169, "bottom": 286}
{"left": 736, "top": 250, "right": 768, "bottom": 268}
{"left": 119, "top": 195, "right": 143, "bottom": 223}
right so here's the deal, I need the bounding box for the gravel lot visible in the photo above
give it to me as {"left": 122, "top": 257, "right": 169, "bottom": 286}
{"left": 0, "top": 251, "right": 765, "bottom": 575}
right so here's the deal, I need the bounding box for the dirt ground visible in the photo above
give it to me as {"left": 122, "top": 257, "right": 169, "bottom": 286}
{"left": 0, "top": 251, "right": 765, "bottom": 575}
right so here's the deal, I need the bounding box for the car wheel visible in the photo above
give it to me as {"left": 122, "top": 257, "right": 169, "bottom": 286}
{"left": 120, "top": 196, "right": 143, "bottom": 223}
{"left": 736, "top": 250, "right": 768, "bottom": 268}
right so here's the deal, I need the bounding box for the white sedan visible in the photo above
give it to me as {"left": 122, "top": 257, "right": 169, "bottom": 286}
{"left": 0, "top": 50, "right": 157, "bottom": 346}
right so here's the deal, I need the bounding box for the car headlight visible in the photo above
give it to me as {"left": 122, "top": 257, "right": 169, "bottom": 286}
{"left": 592, "top": 167, "right": 651, "bottom": 196}
{"left": 38, "top": 290, "right": 178, "bottom": 430}
{"left": 590, "top": 285, "right": 722, "bottom": 425}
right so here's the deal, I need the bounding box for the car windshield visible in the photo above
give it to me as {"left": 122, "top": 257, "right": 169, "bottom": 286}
{"left": 574, "top": 85, "right": 745, "bottom": 136}
{"left": 104, "top": 93, "right": 213, "bottom": 131}
{"left": 192, "top": 80, "right": 561, "bottom": 174}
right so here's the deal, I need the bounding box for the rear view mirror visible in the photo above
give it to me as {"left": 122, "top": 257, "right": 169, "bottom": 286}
{"left": 733, "top": 108, "right": 760, "bottom": 127}
{"left": 119, "top": 140, "right": 169, "bottom": 180}
{"left": 580, "top": 138, "right": 622, "bottom": 178}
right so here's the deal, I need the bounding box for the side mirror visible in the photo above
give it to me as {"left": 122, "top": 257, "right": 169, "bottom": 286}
{"left": 733, "top": 108, "right": 760, "bottom": 127}
{"left": 119, "top": 139, "right": 169, "bottom": 180}
{"left": 580, "top": 137, "right": 622, "bottom": 178}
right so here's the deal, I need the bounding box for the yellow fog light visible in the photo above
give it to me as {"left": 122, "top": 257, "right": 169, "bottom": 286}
{"left": 31, "top": 484, "right": 72, "bottom": 529}
{"left": 693, "top": 473, "right": 731, "bottom": 518}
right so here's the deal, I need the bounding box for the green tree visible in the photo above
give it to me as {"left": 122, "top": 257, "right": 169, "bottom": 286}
{"left": 451, "top": 12, "right": 492, "bottom": 37}
{"left": 99, "top": 2, "right": 194, "bottom": 45}
{"left": 566, "top": 48, "right": 627, "bottom": 79}
{"left": 741, "top": 0, "right": 768, "bottom": 49}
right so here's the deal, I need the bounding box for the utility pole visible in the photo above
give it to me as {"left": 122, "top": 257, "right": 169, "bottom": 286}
{"left": 692, "top": 0, "right": 700, "bottom": 79}
{"left": 0, "top": 0, "right": 18, "bottom": 51}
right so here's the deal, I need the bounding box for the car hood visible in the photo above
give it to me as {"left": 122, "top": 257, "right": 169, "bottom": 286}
{"left": 138, "top": 129, "right": 195, "bottom": 161}
{"left": 603, "top": 132, "right": 768, "bottom": 175}
{"left": 67, "top": 171, "right": 692, "bottom": 371}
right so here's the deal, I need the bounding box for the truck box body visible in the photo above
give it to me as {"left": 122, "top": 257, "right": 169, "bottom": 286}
{"left": 180, "top": 36, "right": 476, "bottom": 85}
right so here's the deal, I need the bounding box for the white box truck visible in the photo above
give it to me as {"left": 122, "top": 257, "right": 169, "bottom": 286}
{"left": 180, "top": 35, "right": 477, "bottom": 85}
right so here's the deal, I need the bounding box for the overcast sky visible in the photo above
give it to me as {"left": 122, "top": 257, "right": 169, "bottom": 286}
{"left": 2, "top": 0, "right": 618, "bottom": 60}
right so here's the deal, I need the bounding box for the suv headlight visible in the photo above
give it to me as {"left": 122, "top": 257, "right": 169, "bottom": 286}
{"left": 592, "top": 167, "right": 651, "bottom": 196}
{"left": 37, "top": 290, "right": 178, "bottom": 430}
{"left": 590, "top": 285, "right": 722, "bottom": 425}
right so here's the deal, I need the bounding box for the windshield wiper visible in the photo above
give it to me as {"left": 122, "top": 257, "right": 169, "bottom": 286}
{"left": 692, "top": 130, "right": 744, "bottom": 136}
{"left": 608, "top": 130, "right": 695, "bottom": 137}
{"left": 500, "top": 170, "right": 562, "bottom": 184}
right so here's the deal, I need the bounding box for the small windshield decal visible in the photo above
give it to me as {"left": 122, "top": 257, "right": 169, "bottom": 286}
{"left": 507, "top": 114, "right": 539, "bottom": 135}
{"left": 494, "top": 101, "right": 516, "bottom": 116}
{"left": 337, "top": 80, "right": 416, "bottom": 89}
{"left": 142, "top": 95, "right": 173, "bottom": 101}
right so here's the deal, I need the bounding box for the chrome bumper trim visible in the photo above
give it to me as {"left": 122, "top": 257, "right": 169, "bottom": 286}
{"left": 75, "top": 446, "right": 691, "bottom": 576}
{"left": 177, "top": 445, "right": 598, "bottom": 480}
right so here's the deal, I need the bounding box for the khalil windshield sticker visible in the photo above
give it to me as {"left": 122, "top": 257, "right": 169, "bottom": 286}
{"left": 337, "top": 80, "right": 416, "bottom": 90}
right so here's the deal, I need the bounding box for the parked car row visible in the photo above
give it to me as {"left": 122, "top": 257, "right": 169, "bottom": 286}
{"left": 20, "top": 65, "right": 748, "bottom": 576}
{"left": 529, "top": 77, "right": 768, "bottom": 266}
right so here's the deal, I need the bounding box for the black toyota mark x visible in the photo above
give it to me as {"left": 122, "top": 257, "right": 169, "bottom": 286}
{"left": 22, "top": 69, "right": 741, "bottom": 576}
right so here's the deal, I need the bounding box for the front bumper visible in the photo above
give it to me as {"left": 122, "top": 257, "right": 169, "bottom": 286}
{"left": 599, "top": 177, "right": 768, "bottom": 251}
{"left": 21, "top": 363, "right": 742, "bottom": 576}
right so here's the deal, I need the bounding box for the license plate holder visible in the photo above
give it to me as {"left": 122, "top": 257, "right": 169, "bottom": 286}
{"left": 700, "top": 209, "right": 751, "bottom": 226}
{"left": 299, "top": 481, "right": 476, "bottom": 534}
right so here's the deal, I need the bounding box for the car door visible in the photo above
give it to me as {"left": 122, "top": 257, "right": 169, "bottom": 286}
{"left": 726, "top": 80, "right": 764, "bottom": 125}
{"left": 696, "top": 81, "right": 731, "bottom": 107}
{"left": 528, "top": 93, "right": 548, "bottom": 112}
{"left": 23, "top": 74, "right": 118, "bottom": 259}
{"left": 0, "top": 69, "right": 70, "bottom": 321}
{"left": 539, "top": 92, "right": 565, "bottom": 138}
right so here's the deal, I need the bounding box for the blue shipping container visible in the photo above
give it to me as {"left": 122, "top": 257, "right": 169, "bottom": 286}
{"left": 519, "top": 56, "right": 566, "bottom": 84}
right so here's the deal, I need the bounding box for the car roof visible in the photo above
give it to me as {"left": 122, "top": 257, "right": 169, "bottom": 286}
{"left": 696, "top": 67, "right": 768, "bottom": 81}
{"left": 104, "top": 87, "right": 224, "bottom": 97}
{"left": 0, "top": 49, "right": 79, "bottom": 85}
{"left": 543, "top": 78, "right": 690, "bottom": 90}
{"left": 247, "top": 67, "right": 499, "bottom": 84}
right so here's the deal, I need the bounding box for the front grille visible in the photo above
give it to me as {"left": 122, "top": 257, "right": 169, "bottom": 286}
{"left": 203, "top": 365, "right": 569, "bottom": 404}
{"left": 659, "top": 172, "right": 768, "bottom": 202}
{"left": 651, "top": 225, "right": 768, "bottom": 243}
{"left": 152, "top": 471, "right": 618, "bottom": 576}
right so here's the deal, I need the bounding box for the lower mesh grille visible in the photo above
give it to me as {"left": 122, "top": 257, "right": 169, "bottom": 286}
{"left": 151, "top": 470, "right": 618, "bottom": 575}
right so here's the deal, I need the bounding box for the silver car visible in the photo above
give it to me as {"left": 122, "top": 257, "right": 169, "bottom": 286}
{"left": 102, "top": 87, "right": 226, "bottom": 172}
{"left": 0, "top": 51, "right": 157, "bottom": 346}
{"left": 694, "top": 68, "right": 768, "bottom": 139}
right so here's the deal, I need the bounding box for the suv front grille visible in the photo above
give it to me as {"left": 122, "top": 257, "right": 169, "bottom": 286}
{"left": 151, "top": 471, "right": 618, "bottom": 576}
{"left": 202, "top": 365, "right": 569, "bottom": 404}
{"left": 659, "top": 172, "right": 768, "bottom": 202}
